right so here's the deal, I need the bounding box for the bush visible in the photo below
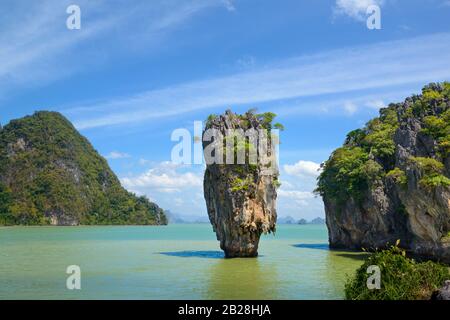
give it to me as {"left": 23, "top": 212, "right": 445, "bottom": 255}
{"left": 422, "top": 89, "right": 443, "bottom": 102}
{"left": 409, "top": 157, "right": 450, "bottom": 188}
{"left": 345, "top": 245, "right": 450, "bottom": 300}
{"left": 410, "top": 156, "right": 444, "bottom": 173}
{"left": 316, "top": 147, "right": 372, "bottom": 205}
{"left": 230, "top": 176, "right": 252, "bottom": 192}
{"left": 421, "top": 109, "right": 450, "bottom": 157}
{"left": 386, "top": 168, "right": 407, "bottom": 186}
{"left": 362, "top": 108, "right": 398, "bottom": 158}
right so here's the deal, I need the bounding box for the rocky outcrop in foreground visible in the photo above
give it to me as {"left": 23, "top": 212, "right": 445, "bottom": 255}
{"left": 432, "top": 280, "right": 450, "bottom": 300}
{"left": 317, "top": 83, "right": 450, "bottom": 263}
{"left": 0, "top": 111, "right": 167, "bottom": 226}
{"left": 203, "top": 110, "right": 280, "bottom": 257}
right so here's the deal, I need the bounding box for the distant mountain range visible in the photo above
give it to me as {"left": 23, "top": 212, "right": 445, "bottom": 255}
{"left": 165, "top": 211, "right": 210, "bottom": 224}
{"left": 277, "top": 216, "right": 325, "bottom": 225}
{"left": 166, "top": 212, "right": 325, "bottom": 225}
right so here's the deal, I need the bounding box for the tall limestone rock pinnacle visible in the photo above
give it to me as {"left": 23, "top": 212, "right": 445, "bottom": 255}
{"left": 202, "top": 110, "right": 281, "bottom": 258}
{"left": 317, "top": 83, "right": 450, "bottom": 263}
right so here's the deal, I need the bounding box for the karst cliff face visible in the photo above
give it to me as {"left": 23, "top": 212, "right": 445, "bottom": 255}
{"left": 203, "top": 110, "right": 280, "bottom": 258}
{"left": 0, "top": 111, "right": 167, "bottom": 226}
{"left": 317, "top": 83, "right": 450, "bottom": 263}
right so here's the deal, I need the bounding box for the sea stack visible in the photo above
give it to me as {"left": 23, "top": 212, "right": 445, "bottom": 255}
{"left": 202, "top": 110, "right": 280, "bottom": 258}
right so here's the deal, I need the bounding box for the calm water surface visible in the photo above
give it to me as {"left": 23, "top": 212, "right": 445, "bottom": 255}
{"left": 0, "top": 224, "right": 366, "bottom": 299}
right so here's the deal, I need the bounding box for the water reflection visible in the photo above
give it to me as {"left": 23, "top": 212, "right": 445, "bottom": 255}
{"left": 205, "top": 258, "right": 279, "bottom": 299}
{"left": 323, "top": 250, "right": 368, "bottom": 297}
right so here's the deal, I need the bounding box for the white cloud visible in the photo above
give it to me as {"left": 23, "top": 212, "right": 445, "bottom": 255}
{"left": 222, "top": 0, "right": 236, "bottom": 11}
{"left": 138, "top": 158, "right": 151, "bottom": 165}
{"left": 0, "top": 0, "right": 223, "bottom": 95}
{"left": 278, "top": 159, "right": 325, "bottom": 218}
{"left": 343, "top": 101, "right": 358, "bottom": 115}
{"left": 121, "top": 161, "right": 203, "bottom": 193}
{"left": 105, "top": 151, "right": 131, "bottom": 159}
{"left": 334, "top": 0, "right": 385, "bottom": 21}
{"left": 284, "top": 161, "right": 321, "bottom": 178}
{"left": 278, "top": 189, "right": 315, "bottom": 206}
{"left": 120, "top": 161, "right": 206, "bottom": 218}
{"left": 65, "top": 32, "right": 450, "bottom": 129}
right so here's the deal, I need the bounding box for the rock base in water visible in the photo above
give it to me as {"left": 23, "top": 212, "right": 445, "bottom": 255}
{"left": 203, "top": 110, "right": 280, "bottom": 258}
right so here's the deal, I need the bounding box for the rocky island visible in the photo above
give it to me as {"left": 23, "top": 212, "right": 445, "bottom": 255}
{"left": 317, "top": 83, "right": 450, "bottom": 263}
{"left": 202, "top": 110, "right": 282, "bottom": 257}
{"left": 0, "top": 111, "right": 167, "bottom": 226}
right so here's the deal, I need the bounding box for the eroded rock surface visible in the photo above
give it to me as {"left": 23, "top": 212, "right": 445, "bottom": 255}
{"left": 203, "top": 110, "right": 279, "bottom": 258}
{"left": 431, "top": 280, "right": 450, "bottom": 300}
{"left": 318, "top": 83, "right": 450, "bottom": 263}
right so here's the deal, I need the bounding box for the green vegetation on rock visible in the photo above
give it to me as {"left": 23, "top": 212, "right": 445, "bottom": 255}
{"left": 410, "top": 157, "right": 450, "bottom": 188}
{"left": 206, "top": 109, "right": 282, "bottom": 194}
{"left": 345, "top": 245, "right": 450, "bottom": 300}
{"left": 316, "top": 82, "right": 450, "bottom": 207}
{"left": 0, "top": 111, "right": 167, "bottom": 226}
{"left": 386, "top": 167, "right": 407, "bottom": 186}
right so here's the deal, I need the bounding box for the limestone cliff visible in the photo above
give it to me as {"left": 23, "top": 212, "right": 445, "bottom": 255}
{"left": 317, "top": 83, "right": 450, "bottom": 263}
{"left": 0, "top": 111, "right": 167, "bottom": 226}
{"left": 203, "top": 110, "right": 280, "bottom": 257}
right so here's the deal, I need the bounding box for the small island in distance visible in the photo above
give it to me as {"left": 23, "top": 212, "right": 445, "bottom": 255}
{"left": 278, "top": 216, "right": 325, "bottom": 225}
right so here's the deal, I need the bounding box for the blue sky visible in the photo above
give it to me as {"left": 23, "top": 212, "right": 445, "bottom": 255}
{"left": 1, "top": 0, "right": 450, "bottom": 220}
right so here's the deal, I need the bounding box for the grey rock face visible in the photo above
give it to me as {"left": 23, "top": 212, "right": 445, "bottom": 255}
{"left": 323, "top": 84, "right": 450, "bottom": 263}
{"left": 431, "top": 280, "right": 450, "bottom": 300}
{"left": 203, "top": 110, "right": 279, "bottom": 258}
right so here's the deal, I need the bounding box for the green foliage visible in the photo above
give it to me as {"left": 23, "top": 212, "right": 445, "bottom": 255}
{"left": 273, "top": 123, "right": 285, "bottom": 131}
{"left": 0, "top": 111, "right": 167, "bottom": 226}
{"left": 362, "top": 108, "right": 398, "bottom": 159}
{"left": 0, "top": 183, "right": 13, "bottom": 225}
{"left": 422, "top": 88, "right": 443, "bottom": 102}
{"left": 420, "top": 175, "right": 450, "bottom": 188}
{"left": 409, "top": 157, "right": 449, "bottom": 188}
{"left": 316, "top": 147, "right": 373, "bottom": 205}
{"left": 317, "top": 107, "right": 398, "bottom": 204}
{"left": 273, "top": 177, "right": 281, "bottom": 188}
{"left": 230, "top": 177, "right": 251, "bottom": 192}
{"left": 410, "top": 156, "right": 444, "bottom": 173}
{"left": 345, "top": 129, "right": 365, "bottom": 146}
{"left": 345, "top": 245, "right": 450, "bottom": 300}
{"left": 206, "top": 114, "right": 217, "bottom": 126}
{"left": 206, "top": 109, "right": 281, "bottom": 194}
{"left": 318, "top": 83, "right": 450, "bottom": 206}
{"left": 255, "top": 111, "right": 283, "bottom": 132}
{"left": 386, "top": 168, "right": 407, "bottom": 186}
{"left": 443, "top": 82, "right": 450, "bottom": 98}
{"left": 421, "top": 109, "right": 450, "bottom": 156}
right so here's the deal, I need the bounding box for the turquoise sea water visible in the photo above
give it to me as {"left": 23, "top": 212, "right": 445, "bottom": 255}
{"left": 0, "top": 224, "right": 366, "bottom": 300}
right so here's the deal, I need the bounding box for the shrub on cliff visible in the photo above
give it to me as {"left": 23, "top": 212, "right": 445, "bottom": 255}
{"left": 316, "top": 82, "right": 450, "bottom": 207}
{"left": 345, "top": 245, "right": 450, "bottom": 300}
{"left": 409, "top": 157, "right": 450, "bottom": 188}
